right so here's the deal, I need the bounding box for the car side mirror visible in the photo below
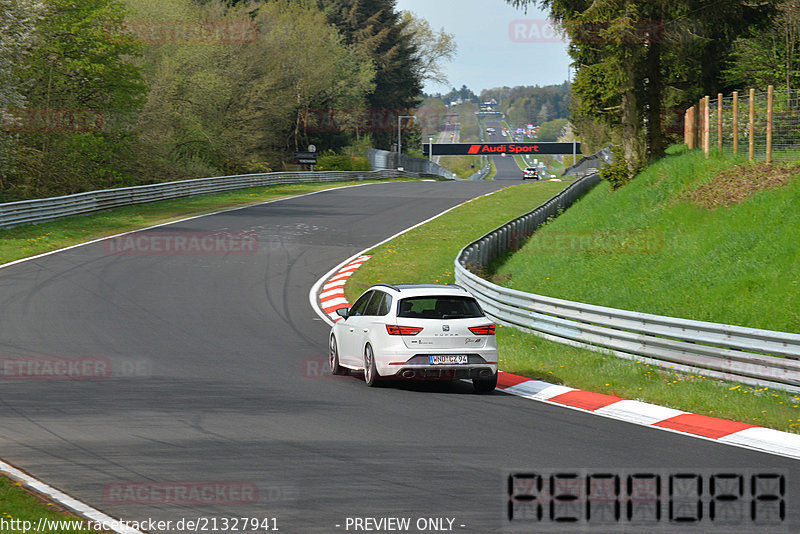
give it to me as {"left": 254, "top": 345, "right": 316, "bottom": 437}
{"left": 335, "top": 308, "right": 350, "bottom": 319}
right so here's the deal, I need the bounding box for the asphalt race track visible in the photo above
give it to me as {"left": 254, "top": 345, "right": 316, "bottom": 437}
{"left": 1, "top": 180, "right": 798, "bottom": 533}
{"left": 484, "top": 120, "right": 528, "bottom": 181}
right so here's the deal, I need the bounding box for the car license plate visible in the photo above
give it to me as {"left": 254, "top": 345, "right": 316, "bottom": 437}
{"left": 429, "top": 355, "right": 468, "bottom": 365}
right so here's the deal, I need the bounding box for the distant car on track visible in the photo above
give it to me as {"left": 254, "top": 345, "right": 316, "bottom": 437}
{"left": 523, "top": 167, "right": 540, "bottom": 180}
{"left": 329, "top": 284, "right": 499, "bottom": 392}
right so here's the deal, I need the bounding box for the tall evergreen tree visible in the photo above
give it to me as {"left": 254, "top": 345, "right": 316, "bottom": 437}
{"left": 320, "top": 0, "right": 422, "bottom": 150}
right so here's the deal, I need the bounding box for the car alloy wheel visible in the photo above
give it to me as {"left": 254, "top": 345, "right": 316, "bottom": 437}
{"left": 329, "top": 335, "right": 345, "bottom": 375}
{"left": 364, "top": 344, "right": 378, "bottom": 387}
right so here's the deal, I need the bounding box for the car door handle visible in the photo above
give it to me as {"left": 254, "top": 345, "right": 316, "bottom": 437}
{"left": 349, "top": 328, "right": 355, "bottom": 333}
{"left": 363, "top": 329, "right": 369, "bottom": 333}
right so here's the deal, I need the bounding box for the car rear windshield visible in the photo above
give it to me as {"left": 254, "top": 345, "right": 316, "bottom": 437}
{"left": 397, "top": 296, "right": 484, "bottom": 319}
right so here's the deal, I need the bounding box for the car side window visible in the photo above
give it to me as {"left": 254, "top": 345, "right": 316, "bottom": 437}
{"left": 348, "top": 291, "right": 373, "bottom": 317}
{"left": 377, "top": 294, "right": 392, "bottom": 316}
{"left": 363, "top": 291, "right": 384, "bottom": 316}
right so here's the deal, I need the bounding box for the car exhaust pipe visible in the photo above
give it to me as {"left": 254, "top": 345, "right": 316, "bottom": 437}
{"left": 401, "top": 370, "right": 416, "bottom": 379}
{"left": 479, "top": 369, "right": 492, "bottom": 377}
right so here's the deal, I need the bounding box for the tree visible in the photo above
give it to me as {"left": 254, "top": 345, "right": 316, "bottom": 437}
{"left": 0, "top": 0, "right": 44, "bottom": 191}
{"left": 8, "top": 0, "right": 146, "bottom": 197}
{"left": 724, "top": 0, "right": 800, "bottom": 92}
{"left": 505, "top": 0, "right": 777, "bottom": 184}
{"left": 130, "top": 0, "right": 375, "bottom": 177}
{"left": 400, "top": 10, "right": 456, "bottom": 87}
{"left": 321, "top": 0, "right": 422, "bottom": 150}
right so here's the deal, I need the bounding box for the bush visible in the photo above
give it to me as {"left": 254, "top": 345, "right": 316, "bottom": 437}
{"left": 315, "top": 154, "right": 371, "bottom": 171}
{"left": 600, "top": 144, "right": 632, "bottom": 190}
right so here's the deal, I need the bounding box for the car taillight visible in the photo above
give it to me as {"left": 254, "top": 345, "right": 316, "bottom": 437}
{"left": 469, "top": 325, "right": 496, "bottom": 335}
{"left": 386, "top": 325, "right": 423, "bottom": 336}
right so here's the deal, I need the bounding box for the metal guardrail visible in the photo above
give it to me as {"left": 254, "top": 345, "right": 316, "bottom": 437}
{"left": 367, "top": 148, "right": 455, "bottom": 179}
{"left": 563, "top": 146, "right": 612, "bottom": 178}
{"left": 455, "top": 170, "right": 800, "bottom": 393}
{"left": 0, "top": 169, "right": 427, "bottom": 229}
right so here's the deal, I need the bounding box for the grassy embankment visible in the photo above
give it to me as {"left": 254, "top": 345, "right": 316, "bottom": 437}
{"left": 496, "top": 146, "right": 800, "bottom": 333}
{"left": 346, "top": 146, "right": 800, "bottom": 432}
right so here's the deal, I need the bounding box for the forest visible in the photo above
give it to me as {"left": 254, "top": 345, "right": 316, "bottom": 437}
{"left": 0, "top": 0, "right": 454, "bottom": 200}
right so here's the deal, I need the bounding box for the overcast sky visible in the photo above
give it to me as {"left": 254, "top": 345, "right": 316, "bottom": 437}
{"left": 395, "top": 0, "right": 572, "bottom": 95}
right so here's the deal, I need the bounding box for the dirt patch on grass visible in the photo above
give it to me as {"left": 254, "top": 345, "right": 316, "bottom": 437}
{"left": 684, "top": 163, "right": 800, "bottom": 209}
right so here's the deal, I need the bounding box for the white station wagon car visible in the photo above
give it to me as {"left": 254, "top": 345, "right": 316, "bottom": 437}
{"left": 329, "top": 284, "right": 498, "bottom": 392}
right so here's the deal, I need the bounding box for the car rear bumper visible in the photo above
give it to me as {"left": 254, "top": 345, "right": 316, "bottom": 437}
{"left": 386, "top": 366, "right": 496, "bottom": 380}
{"left": 377, "top": 352, "right": 498, "bottom": 380}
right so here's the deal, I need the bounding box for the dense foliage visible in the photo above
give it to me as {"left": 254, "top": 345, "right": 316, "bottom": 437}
{"left": 506, "top": 0, "right": 781, "bottom": 183}
{"left": 0, "top": 0, "right": 446, "bottom": 200}
{"left": 480, "top": 82, "right": 571, "bottom": 125}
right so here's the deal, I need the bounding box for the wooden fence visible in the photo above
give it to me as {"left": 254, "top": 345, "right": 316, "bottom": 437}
{"left": 684, "top": 86, "right": 800, "bottom": 162}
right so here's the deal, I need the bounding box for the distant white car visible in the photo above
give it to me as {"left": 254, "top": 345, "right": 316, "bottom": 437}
{"left": 329, "top": 284, "right": 499, "bottom": 392}
{"left": 523, "top": 167, "right": 540, "bottom": 180}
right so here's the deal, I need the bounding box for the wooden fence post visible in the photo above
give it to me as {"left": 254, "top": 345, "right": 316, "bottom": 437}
{"left": 749, "top": 88, "right": 755, "bottom": 162}
{"left": 732, "top": 91, "right": 738, "bottom": 155}
{"left": 717, "top": 93, "right": 723, "bottom": 153}
{"left": 684, "top": 107, "right": 689, "bottom": 147}
{"left": 767, "top": 84, "right": 773, "bottom": 164}
{"left": 703, "top": 95, "right": 710, "bottom": 158}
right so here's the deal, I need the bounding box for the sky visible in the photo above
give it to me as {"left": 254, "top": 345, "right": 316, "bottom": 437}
{"left": 394, "top": 0, "right": 572, "bottom": 96}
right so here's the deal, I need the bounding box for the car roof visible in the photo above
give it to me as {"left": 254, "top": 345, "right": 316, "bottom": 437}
{"left": 367, "top": 283, "right": 470, "bottom": 296}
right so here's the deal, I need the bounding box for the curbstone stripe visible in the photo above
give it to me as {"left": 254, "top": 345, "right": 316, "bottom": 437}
{"left": 319, "top": 255, "right": 371, "bottom": 322}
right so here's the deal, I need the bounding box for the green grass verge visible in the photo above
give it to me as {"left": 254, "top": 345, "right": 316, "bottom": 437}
{"left": 0, "top": 477, "right": 103, "bottom": 533}
{"left": 437, "top": 155, "right": 483, "bottom": 179}
{"left": 486, "top": 158, "right": 497, "bottom": 180}
{"left": 494, "top": 147, "right": 800, "bottom": 333}
{"left": 343, "top": 174, "right": 800, "bottom": 433}
{"left": 0, "top": 179, "right": 410, "bottom": 265}
{"left": 345, "top": 181, "right": 569, "bottom": 297}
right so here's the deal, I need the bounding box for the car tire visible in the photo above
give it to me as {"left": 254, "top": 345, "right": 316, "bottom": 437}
{"left": 329, "top": 335, "right": 346, "bottom": 376}
{"left": 364, "top": 344, "right": 379, "bottom": 387}
{"left": 473, "top": 372, "right": 498, "bottom": 393}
